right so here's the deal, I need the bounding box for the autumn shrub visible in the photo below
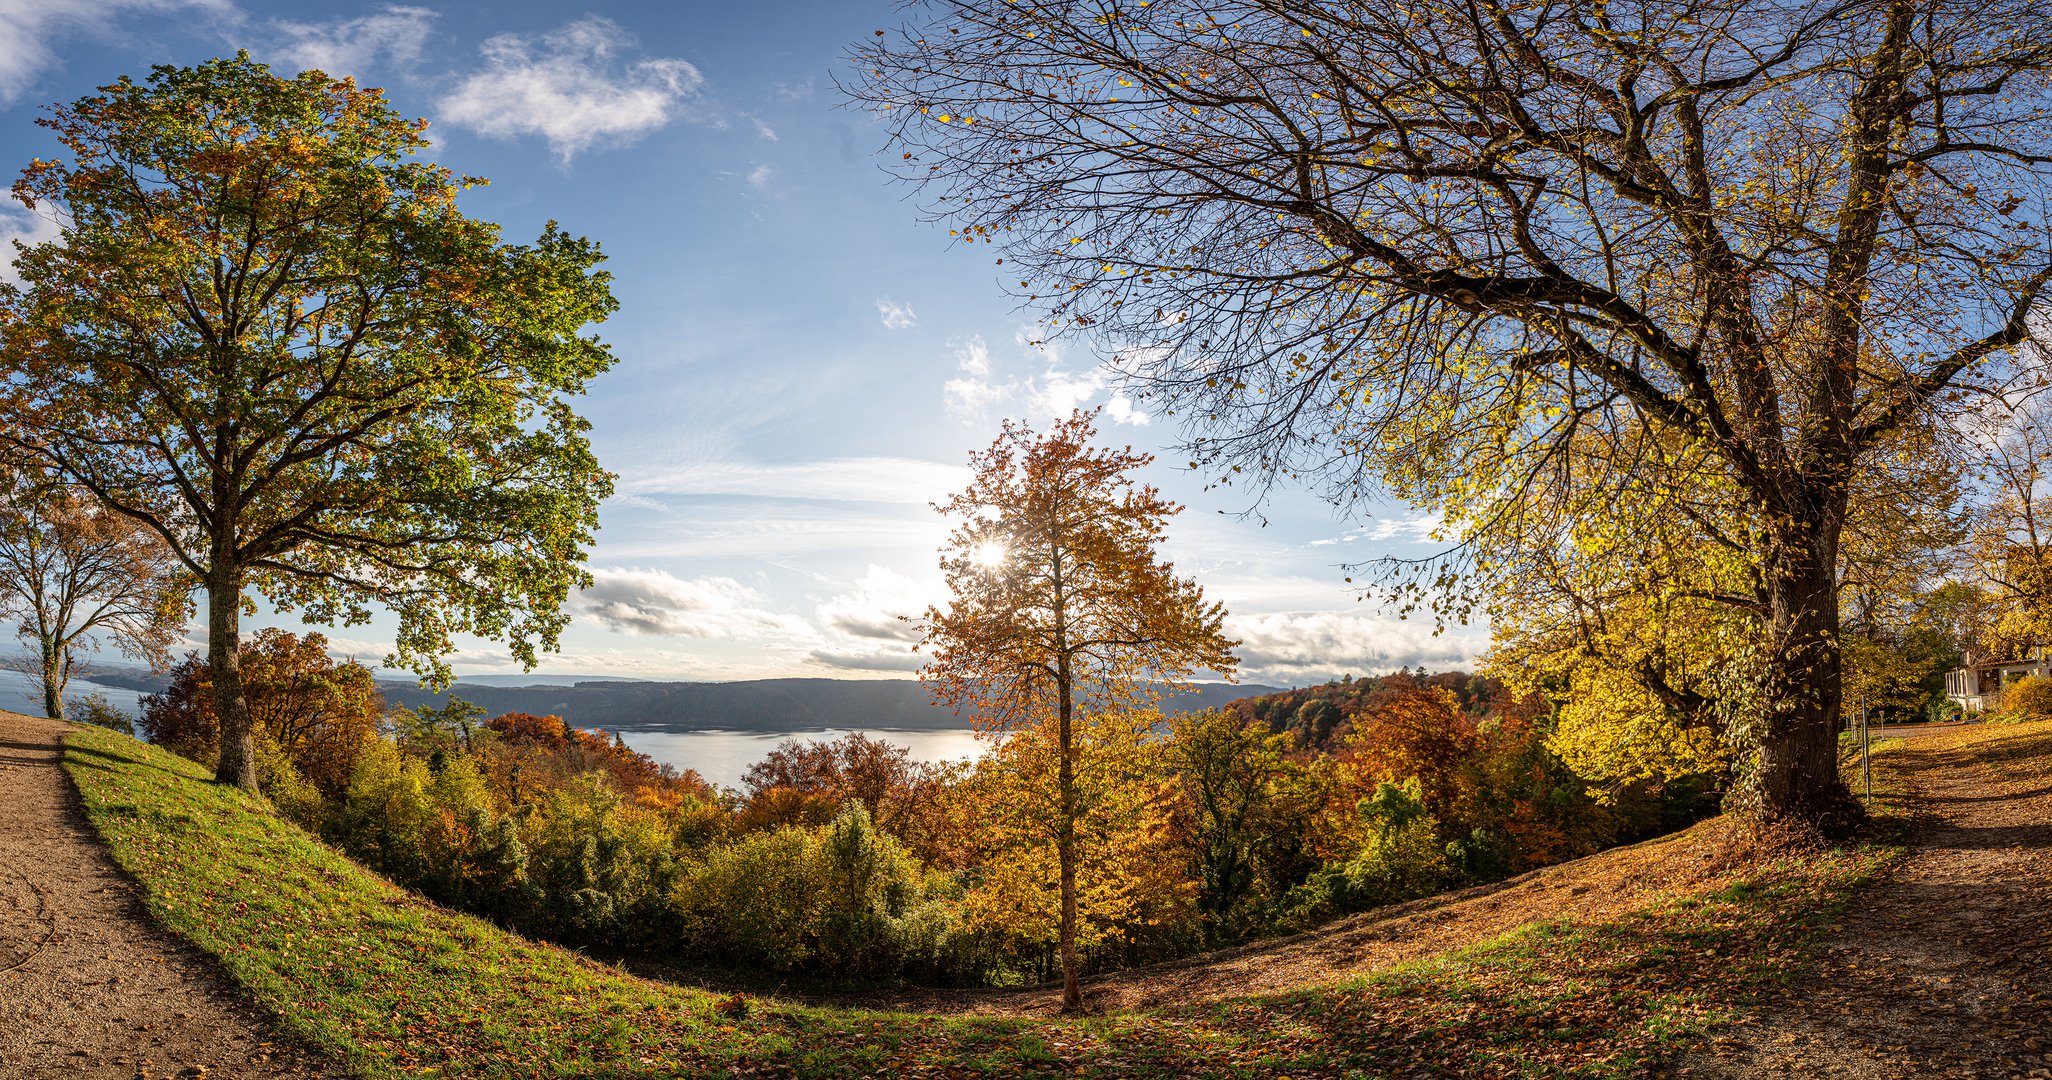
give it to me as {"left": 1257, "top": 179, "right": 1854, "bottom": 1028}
{"left": 140, "top": 629, "right": 383, "bottom": 797}
{"left": 2000, "top": 674, "right": 2052, "bottom": 720}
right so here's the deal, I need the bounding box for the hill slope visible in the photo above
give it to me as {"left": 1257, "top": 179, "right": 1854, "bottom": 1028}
{"left": 46, "top": 718, "right": 1964, "bottom": 1077}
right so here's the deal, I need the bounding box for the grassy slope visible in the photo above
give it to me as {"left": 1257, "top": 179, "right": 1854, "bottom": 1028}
{"left": 64, "top": 725, "right": 1909, "bottom": 1079}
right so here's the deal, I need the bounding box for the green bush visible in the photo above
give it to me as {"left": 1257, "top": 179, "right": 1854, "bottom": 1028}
{"left": 72, "top": 691, "right": 136, "bottom": 736}
{"left": 522, "top": 777, "right": 680, "bottom": 947}
{"left": 1285, "top": 777, "right": 1453, "bottom": 925}
{"left": 669, "top": 801, "right": 959, "bottom": 979}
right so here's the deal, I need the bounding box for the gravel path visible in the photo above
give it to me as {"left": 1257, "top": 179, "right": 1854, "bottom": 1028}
{"left": 1673, "top": 722, "right": 2052, "bottom": 1079}
{"left": 0, "top": 710, "right": 323, "bottom": 1079}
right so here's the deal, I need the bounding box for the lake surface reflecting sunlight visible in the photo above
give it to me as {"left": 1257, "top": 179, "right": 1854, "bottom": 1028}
{"left": 611, "top": 727, "right": 985, "bottom": 790}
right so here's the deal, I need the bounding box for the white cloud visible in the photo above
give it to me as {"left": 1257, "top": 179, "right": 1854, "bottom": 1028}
{"left": 0, "top": 197, "right": 63, "bottom": 286}
{"left": 1225, "top": 610, "right": 1482, "bottom": 684}
{"left": 1104, "top": 394, "right": 1150, "bottom": 426}
{"left": 816, "top": 565, "right": 930, "bottom": 643}
{"left": 745, "top": 163, "right": 774, "bottom": 192}
{"left": 0, "top": 0, "right": 227, "bottom": 106}
{"left": 439, "top": 15, "right": 704, "bottom": 161}
{"left": 875, "top": 297, "right": 918, "bottom": 330}
{"left": 574, "top": 567, "right": 805, "bottom": 638}
{"left": 940, "top": 325, "right": 1151, "bottom": 427}
{"left": 952, "top": 334, "right": 990, "bottom": 376}
{"left": 748, "top": 115, "right": 778, "bottom": 141}
{"left": 269, "top": 5, "right": 436, "bottom": 76}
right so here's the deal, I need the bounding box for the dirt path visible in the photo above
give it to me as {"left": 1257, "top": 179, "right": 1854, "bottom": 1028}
{"left": 1674, "top": 721, "right": 2052, "bottom": 1079}
{"left": 0, "top": 710, "right": 322, "bottom": 1079}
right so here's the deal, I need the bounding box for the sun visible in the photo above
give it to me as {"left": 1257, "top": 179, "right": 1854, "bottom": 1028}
{"left": 970, "top": 540, "right": 1009, "bottom": 569}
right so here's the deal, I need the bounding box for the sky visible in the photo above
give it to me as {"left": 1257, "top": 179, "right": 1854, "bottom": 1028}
{"left": 0, "top": 0, "right": 1487, "bottom": 688}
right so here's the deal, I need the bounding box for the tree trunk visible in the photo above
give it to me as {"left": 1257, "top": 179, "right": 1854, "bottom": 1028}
{"left": 1752, "top": 515, "right": 1862, "bottom": 835}
{"left": 208, "top": 570, "right": 259, "bottom": 790}
{"left": 38, "top": 631, "right": 65, "bottom": 722}
{"left": 1056, "top": 659, "right": 1081, "bottom": 1012}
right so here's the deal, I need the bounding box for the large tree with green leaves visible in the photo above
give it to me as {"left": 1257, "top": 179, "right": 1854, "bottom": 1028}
{"left": 0, "top": 56, "right": 616, "bottom": 788}
{"left": 857, "top": 0, "right": 2052, "bottom": 832}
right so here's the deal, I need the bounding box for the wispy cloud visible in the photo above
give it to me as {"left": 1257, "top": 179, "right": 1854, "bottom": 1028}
{"left": 439, "top": 15, "right": 703, "bottom": 161}
{"left": 807, "top": 647, "right": 924, "bottom": 673}
{"left": 268, "top": 5, "right": 436, "bottom": 76}
{"left": 745, "top": 163, "right": 774, "bottom": 192}
{"left": 1307, "top": 513, "right": 1445, "bottom": 547}
{"left": 0, "top": 0, "right": 228, "bottom": 106}
{"left": 320, "top": 634, "right": 527, "bottom": 672}
{"left": 747, "top": 115, "right": 778, "bottom": 141}
{"left": 875, "top": 297, "right": 918, "bottom": 331}
{"left": 618, "top": 456, "right": 967, "bottom": 506}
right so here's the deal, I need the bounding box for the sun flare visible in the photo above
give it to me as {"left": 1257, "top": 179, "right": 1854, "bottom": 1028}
{"left": 970, "top": 540, "right": 1009, "bottom": 569}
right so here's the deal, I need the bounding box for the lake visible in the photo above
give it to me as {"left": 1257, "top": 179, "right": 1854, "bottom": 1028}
{"left": 0, "top": 670, "right": 148, "bottom": 719}
{"left": 612, "top": 727, "right": 985, "bottom": 790}
{"left": 0, "top": 668, "right": 983, "bottom": 793}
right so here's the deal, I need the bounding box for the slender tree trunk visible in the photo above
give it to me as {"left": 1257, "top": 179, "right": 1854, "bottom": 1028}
{"left": 38, "top": 631, "right": 65, "bottom": 722}
{"left": 1055, "top": 653, "right": 1081, "bottom": 1012}
{"left": 1752, "top": 512, "right": 1862, "bottom": 835}
{"left": 208, "top": 568, "right": 259, "bottom": 789}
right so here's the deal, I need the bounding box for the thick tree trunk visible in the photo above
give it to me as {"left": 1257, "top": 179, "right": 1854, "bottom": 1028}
{"left": 1752, "top": 516, "right": 1862, "bottom": 835}
{"left": 38, "top": 632, "right": 65, "bottom": 722}
{"left": 208, "top": 570, "right": 259, "bottom": 790}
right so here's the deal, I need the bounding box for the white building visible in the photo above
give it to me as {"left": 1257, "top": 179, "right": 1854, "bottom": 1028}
{"left": 1944, "top": 656, "right": 2052, "bottom": 712}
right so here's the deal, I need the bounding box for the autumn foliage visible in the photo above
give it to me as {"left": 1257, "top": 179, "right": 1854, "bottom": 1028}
{"left": 920, "top": 409, "right": 1236, "bottom": 1008}
{"left": 134, "top": 632, "right": 1713, "bottom": 986}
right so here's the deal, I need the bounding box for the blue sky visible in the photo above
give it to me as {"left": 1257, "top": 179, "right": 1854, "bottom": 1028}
{"left": 0, "top": 0, "right": 1483, "bottom": 687}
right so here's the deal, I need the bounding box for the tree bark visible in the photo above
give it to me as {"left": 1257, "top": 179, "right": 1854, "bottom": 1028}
{"left": 38, "top": 631, "right": 65, "bottom": 722}
{"left": 1752, "top": 512, "right": 1862, "bottom": 834}
{"left": 1055, "top": 652, "right": 1081, "bottom": 1012}
{"left": 208, "top": 570, "right": 259, "bottom": 790}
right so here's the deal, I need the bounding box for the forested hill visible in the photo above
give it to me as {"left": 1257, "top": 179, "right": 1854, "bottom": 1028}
{"left": 376, "top": 677, "right": 1285, "bottom": 732}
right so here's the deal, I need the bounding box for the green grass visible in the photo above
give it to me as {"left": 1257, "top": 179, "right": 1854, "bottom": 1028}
{"left": 65, "top": 725, "right": 1907, "bottom": 1079}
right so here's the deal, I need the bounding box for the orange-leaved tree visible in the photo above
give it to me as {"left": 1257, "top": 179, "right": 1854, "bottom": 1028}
{"left": 920, "top": 408, "right": 1236, "bottom": 1011}
{"left": 140, "top": 628, "right": 383, "bottom": 797}
{"left": 0, "top": 464, "right": 189, "bottom": 720}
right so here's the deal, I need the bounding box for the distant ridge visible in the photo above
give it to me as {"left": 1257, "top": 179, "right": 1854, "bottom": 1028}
{"left": 376, "top": 677, "right": 1284, "bottom": 733}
